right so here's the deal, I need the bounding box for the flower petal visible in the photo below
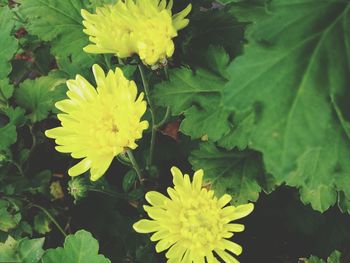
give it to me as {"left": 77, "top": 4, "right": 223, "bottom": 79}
{"left": 90, "top": 157, "right": 113, "bottom": 181}
{"left": 155, "top": 238, "right": 174, "bottom": 253}
{"left": 171, "top": 166, "right": 184, "bottom": 187}
{"left": 68, "top": 158, "right": 92, "bottom": 177}
{"left": 145, "top": 191, "right": 170, "bottom": 207}
{"left": 225, "top": 223, "right": 245, "bottom": 232}
{"left": 165, "top": 243, "right": 186, "bottom": 259}
{"left": 133, "top": 219, "right": 160, "bottom": 233}
{"left": 221, "top": 240, "right": 242, "bottom": 256}
{"left": 218, "top": 194, "right": 232, "bottom": 208}
{"left": 215, "top": 249, "right": 239, "bottom": 263}
{"left": 192, "top": 169, "right": 204, "bottom": 191}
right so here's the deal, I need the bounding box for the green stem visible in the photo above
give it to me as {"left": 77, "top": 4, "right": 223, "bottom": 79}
{"left": 29, "top": 125, "right": 36, "bottom": 151}
{"left": 118, "top": 153, "right": 131, "bottom": 164}
{"left": 3, "top": 195, "right": 67, "bottom": 238}
{"left": 117, "top": 57, "right": 124, "bottom": 66}
{"left": 30, "top": 203, "right": 67, "bottom": 238}
{"left": 117, "top": 155, "right": 133, "bottom": 167}
{"left": 155, "top": 66, "right": 171, "bottom": 128}
{"left": 88, "top": 188, "right": 126, "bottom": 199}
{"left": 155, "top": 107, "right": 170, "bottom": 128}
{"left": 138, "top": 64, "right": 156, "bottom": 166}
{"left": 9, "top": 160, "right": 25, "bottom": 176}
{"left": 149, "top": 127, "right": 156, "bottom": 166}
{"left": 126, "top": 149, "right": 144, "bottom": 185}
{"left": 164, "top": 65, "right": 169, "bottom": 81}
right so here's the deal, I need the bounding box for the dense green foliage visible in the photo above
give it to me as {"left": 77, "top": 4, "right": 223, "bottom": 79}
{"left": 0, "top": 0, "right": 349, "bottom": 262}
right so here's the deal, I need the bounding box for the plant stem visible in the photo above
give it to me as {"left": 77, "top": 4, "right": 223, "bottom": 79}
{"left": 155, "top": 66, "right": 171, "bottom": 128}
{"left": 29, "top": 125, "right": 36, "bottom": 151}
{"left": 164, "top": 65, "right": 169, "bottom": 80}
{"left": 9, "top": 160, "right": 25, "bottom": 176}
{"left": 155, "top": 107, "right": 170, "bottom": 128}
{"left": 88, "top": 188, "right": 126, "bottom": 199}
{"left": 126, "top": 149, "right": 143, "bottom": 185}
{"left": 117, "top": 57, "right": 124, "bottom": 66}
{"left": 138, "top": 64, "right": 156, "bottom": 166}
{"left": 30, "top": 203, "right": 67, "bottom": 238}
{"left": 3, "top": 195, "right": 67, "bottom": 238}
{"left": 117, "top": 155, "right": 133, "bottom": 167}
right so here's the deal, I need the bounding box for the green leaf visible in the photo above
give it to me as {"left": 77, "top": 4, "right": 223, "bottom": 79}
{"left": 5, "top": 107, "right": 27, "bottom": 127}
{"left": 227, "top": 0, "right": 268, "bottom": 23}
{"left": 306, "top": 256, "right": 326, "bottom": 263}
{"left": 327, "top": 251, "right": 342, "bottom": 263}
{"left": 20, "top": 0, "right": 95, "bottom": 75}
{"left": 181, "top": 5, "right": 245, "bottom": 62}
{"left": 330, "top": 88, "right": 350, "bottom": 140}
{"left": 17, "top": 238, "right": 45, "bottom": 263}
{"left": 14, "top": 71, "right": 67, "bottom": 122}
{"left": 303, "top": 250, "right": 341, "bottom": 263}
{"left": 154, "top": 68, "right": 232, "bottom": 142}
{"left": 0, "top": 200, "right": 21, "bottom": 232}
{"left": 189, "top": 142, "right": 272, "bottom": 205}
{"left": 29, "top": 170, "right": 52, "bottom": 194}
{"left": 0, "top": 107, "right": 26, "bottom": 151}
{"left": 202, "top": 46, "right": 230, "bottom": 78}
{"left": 18, "top": 221, "right": 33, "bottom": 236}
{"left": 0, "top": 79, "right": 14, "bottom": 105}
{"left": 0, "top": 236, "right": 44, "bottom": 263}
{"left": 0, "top": 6, "right": 18, "bottom": 79}
{"left": 0, "top": 123, "right": 17, "bottom": 151}
{"left": 217, "top": 109, "right": 256, "bottom": 150}
{"left": 0, "top": 236, "right": 18, "bottom": 263}
{"left": 122, "top": 170, "right": 138, "bottom": 192}
{"left": 88, "top": 0, "right": 117, "bottom": 8}
{"left": 221, "top": 0, "right": 350, "bottom": 212}
{"left": 42, "top": 230, "right": 111, "bottom": 263}
{"left": 34, "top": 212, "right": 51, "bottom": 235}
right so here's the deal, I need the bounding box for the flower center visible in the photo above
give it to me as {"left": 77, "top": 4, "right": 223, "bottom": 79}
{"left": 179, "top": 197, "right": 223, "bottom": 250}
{"left": 97, "top": 114, "right": 119, "bottom": 134}
{"left": 88, "top": 103, "right": 121, "bottom": 154}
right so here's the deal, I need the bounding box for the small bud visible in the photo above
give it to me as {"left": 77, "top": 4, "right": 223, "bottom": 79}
{"left": 68, "top": 177, "right": 88, "bottom": 202}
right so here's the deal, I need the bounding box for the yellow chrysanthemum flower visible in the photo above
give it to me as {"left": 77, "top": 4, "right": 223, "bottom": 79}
{"left": 45, "top": 64, "right": 149, "bottom": 181}
{"left": 81, "top": 0, "right": 192, "bottom": 65}
{"left": 133, "top": 167, "right": 254, "bottom": 263}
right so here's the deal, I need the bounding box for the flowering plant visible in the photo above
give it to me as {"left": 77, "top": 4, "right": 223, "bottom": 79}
{"left": 0, "top": 0, "right": 349, "bottom": 262}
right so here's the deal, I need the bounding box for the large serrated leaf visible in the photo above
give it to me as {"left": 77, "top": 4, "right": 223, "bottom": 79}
{"left": 20, "top": 0, "right": 95, "bottom": 75}
{"left": 14, "top": 71, "right": 67, "bottom": 123}
{"left": 189, "top": 142, "right": 274, "bottom": 204}
{"left": 154, "top": 66, "right": 232, "bottom": 142}
{"left": 221, "top": 0, "right": 350, "bottom": 212}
